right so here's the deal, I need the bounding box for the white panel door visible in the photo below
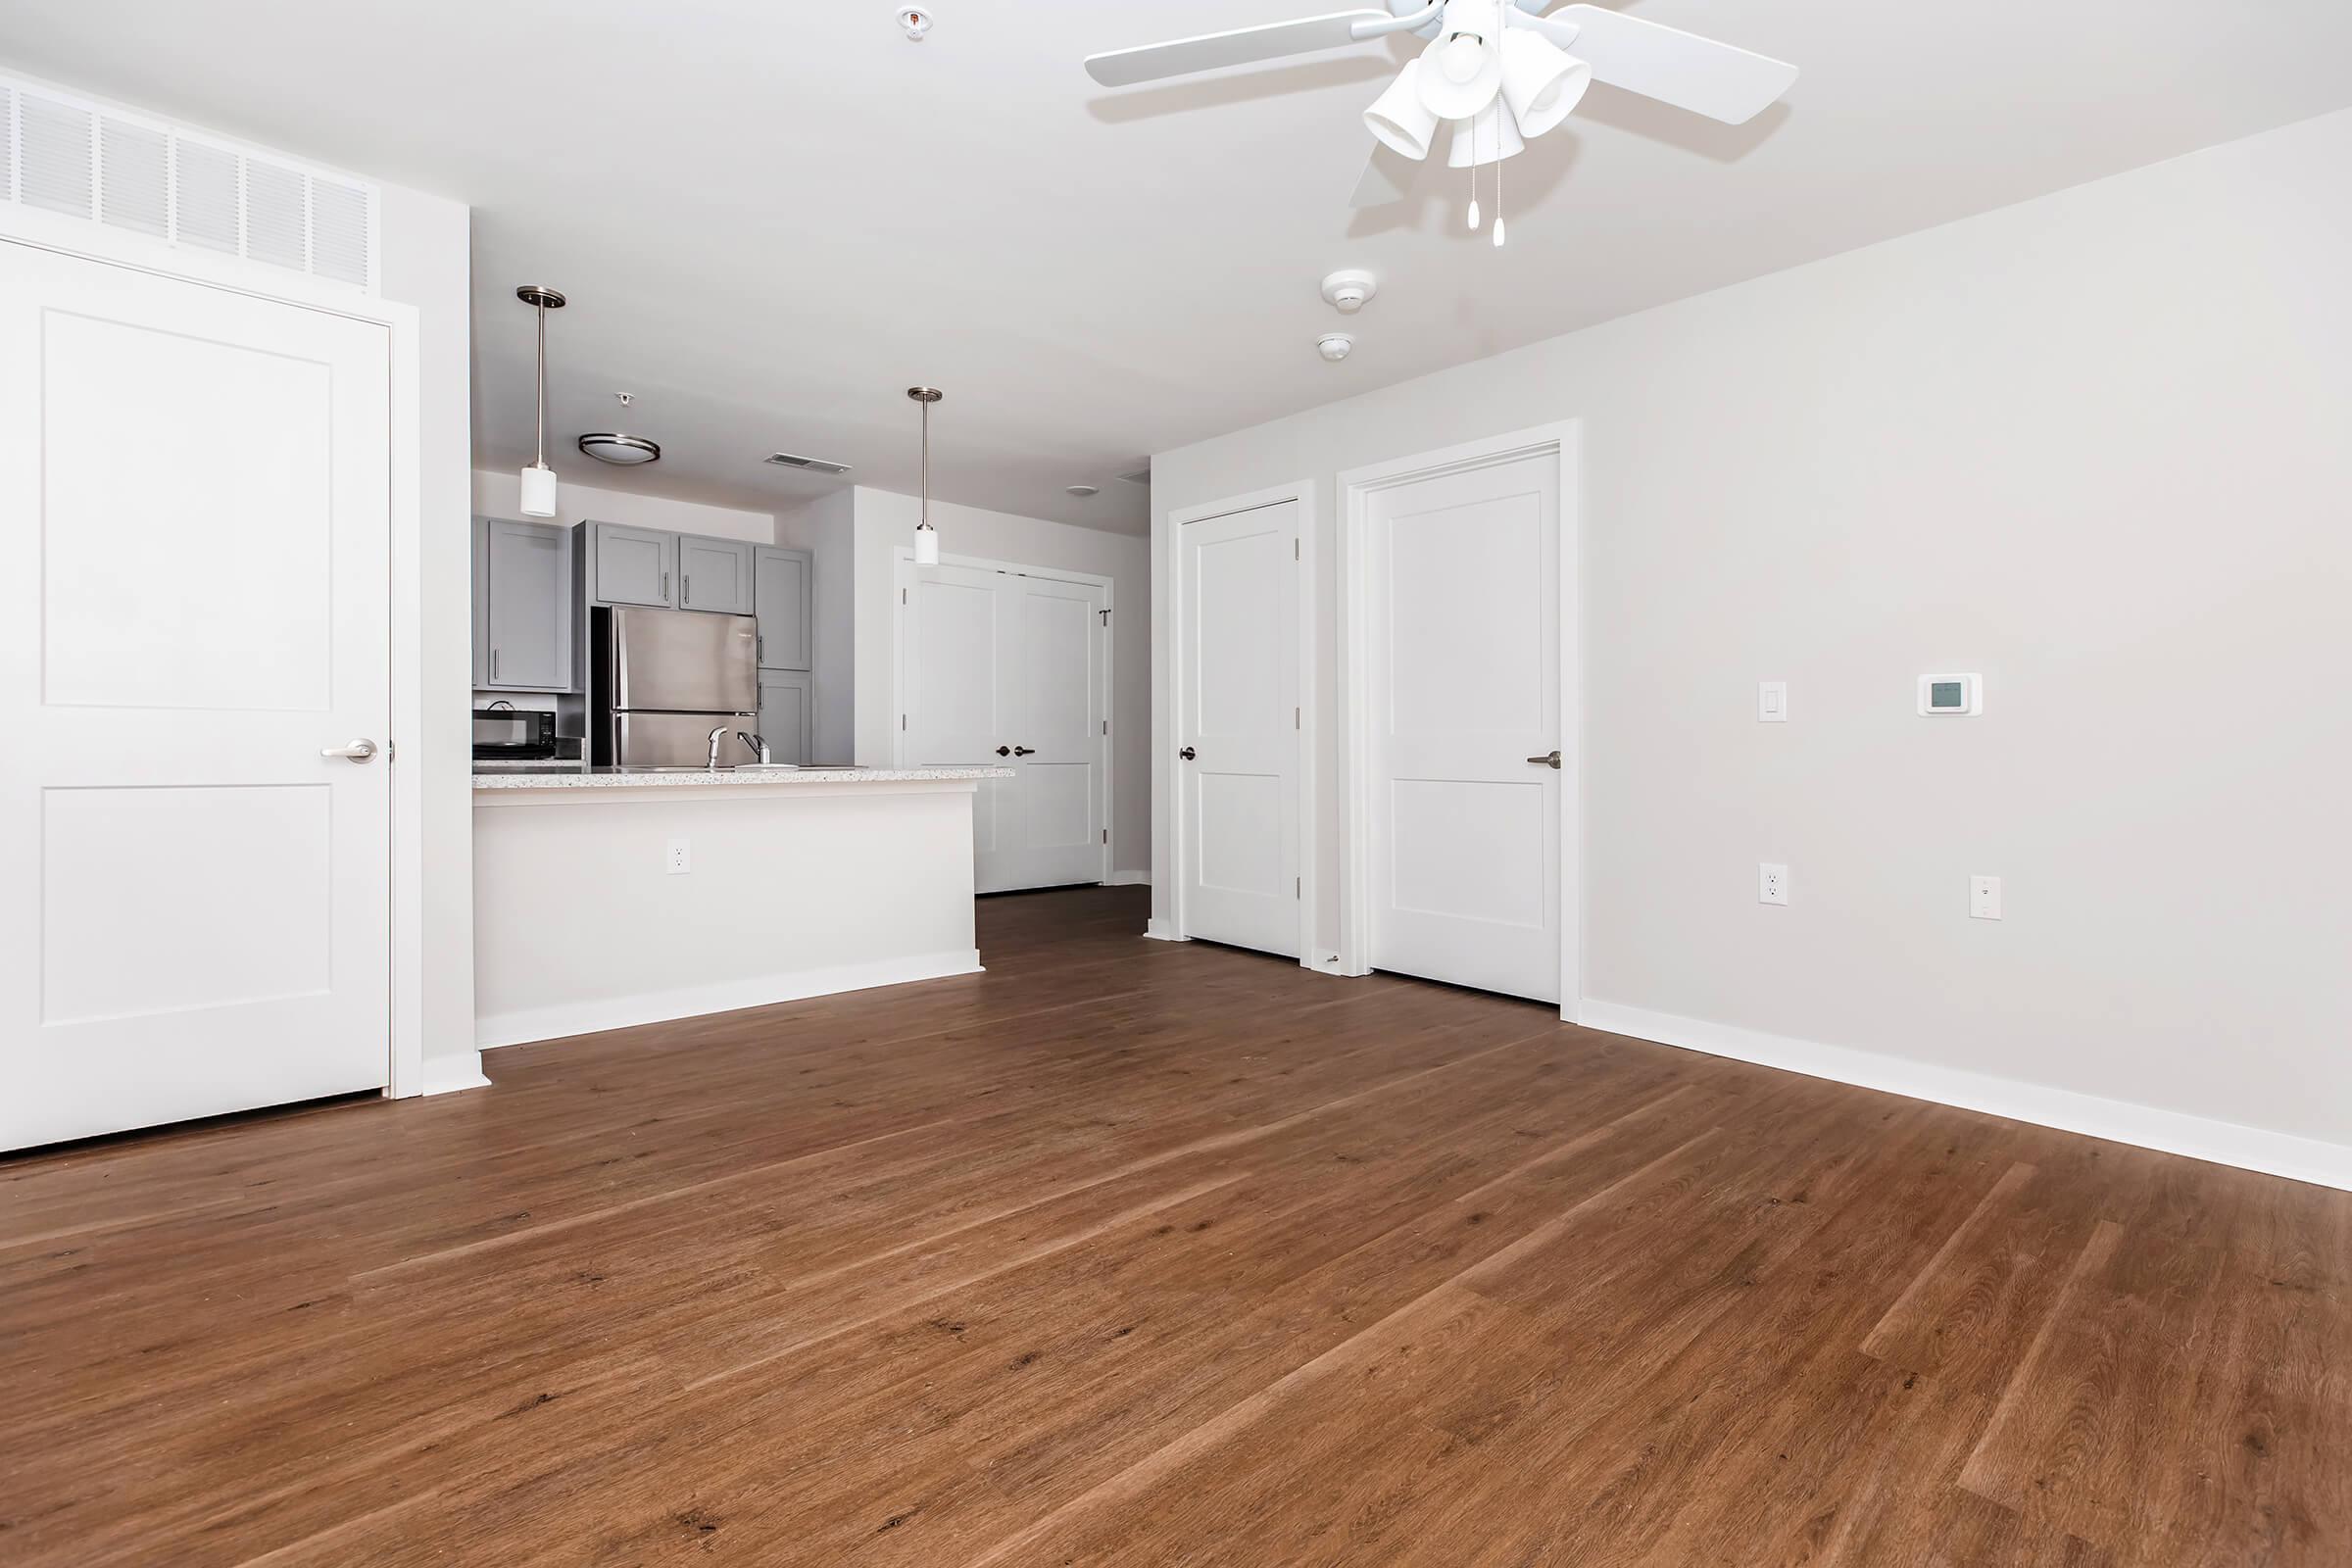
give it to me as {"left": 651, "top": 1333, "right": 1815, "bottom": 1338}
{"left": 1366, "top": 454, "right": 1560, "bottom": 1002}
{"left": 902, "top": 562, "right": 1107, "bottom": 895}
{"left": 0, "top": 241, "right": 394, "bottom": 1152}
{"left": 1179, "top": 501, "right": 1298, "bottom": 956}
{"left": 1004, "top": 574, "right": 1108, "bottom": 890}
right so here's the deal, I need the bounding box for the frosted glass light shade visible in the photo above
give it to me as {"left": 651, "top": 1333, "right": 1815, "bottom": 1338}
{"left": 1446, "top": 99, "right": 1526, "bottom": 168}
{"left": 519, "top": 463, "right": 558, "bottom": 518}
{"left": 1499, "top": 31, "right": 1590, "bottom": 138}
{"left": 1415, "top": 31, "right": 1500, "bottom": 120}
{"left": 1364, "top": 59, "right": 1439, "bottom": 160}
{"left": 913, "top": 521, "right": 940, "bottom": 565}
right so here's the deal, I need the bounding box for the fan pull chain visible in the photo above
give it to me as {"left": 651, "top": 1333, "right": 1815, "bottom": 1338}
{"left": 1465, "top": 114, "right": 1481, "bottom": 232}
{"left": 1492, "top": 18, "right": 1507, "bottom": 248}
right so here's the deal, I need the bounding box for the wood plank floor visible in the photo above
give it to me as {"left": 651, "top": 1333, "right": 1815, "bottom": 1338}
{"left": 2, "top": 886, "right": 2345, "bottom": 1566}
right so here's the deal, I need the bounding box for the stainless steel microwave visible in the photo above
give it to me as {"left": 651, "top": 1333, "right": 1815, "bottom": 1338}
{"left": 472, "top": 706, "right": 558, "bottom": 760}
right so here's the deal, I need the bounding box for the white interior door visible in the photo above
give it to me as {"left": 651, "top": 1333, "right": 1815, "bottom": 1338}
{"left": 1366, "top": 453, "right": 1560, "bottom": 1002}
{"left": 0, "top": 241, "right": 395, "bottom": 1151}
{"left": 901, "top": 561, "right": 1107, "bottom": 894}
{"left": 1178, "top": 501, "right": 1299, "bottom": 957}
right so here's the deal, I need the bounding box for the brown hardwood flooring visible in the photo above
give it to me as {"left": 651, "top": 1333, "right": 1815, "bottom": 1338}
{"left": 1, "top": 885, "right": 2344, "bottom": 1566}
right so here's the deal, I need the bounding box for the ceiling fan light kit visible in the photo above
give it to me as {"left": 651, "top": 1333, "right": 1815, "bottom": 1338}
{"left": 1088, "top": 2, "right": 1797, "bottom": 233}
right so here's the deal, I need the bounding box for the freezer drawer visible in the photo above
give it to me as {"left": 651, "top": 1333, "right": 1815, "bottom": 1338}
{"left": 601, "top": 710, "right": 759, "bottom": 769}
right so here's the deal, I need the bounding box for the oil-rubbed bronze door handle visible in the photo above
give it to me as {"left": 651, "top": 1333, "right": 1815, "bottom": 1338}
{"left": 1012, "top": 746, "right": 1037, "bottom": 757}
{"left": 1179, "top": 746, "right": 1197, "bottom": 760}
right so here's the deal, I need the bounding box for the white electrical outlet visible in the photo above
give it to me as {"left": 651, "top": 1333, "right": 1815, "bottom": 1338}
{"left": 666, "top": 837, "right": 692, "bottom": 875}
{"left": 1757, "top": 681, "right": 1788, "bottom": 722}
{"left": 1759, "top": 862, "right": 1789, "bottom": 906}
{"left": 1971, "top": 874, "right": 2002, "bottom": 920}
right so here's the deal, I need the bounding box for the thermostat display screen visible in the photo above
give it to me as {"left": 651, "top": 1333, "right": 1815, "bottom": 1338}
{"left": 1930, "top": 681, "right": 1965, "bottom": 710}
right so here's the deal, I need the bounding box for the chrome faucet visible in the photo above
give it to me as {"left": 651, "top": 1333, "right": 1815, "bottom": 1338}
{"left": 707, "top": 725, "right": 731, "bottom": 769}
{"left": 738, "top": 731, "right": 770, "bottom": 764}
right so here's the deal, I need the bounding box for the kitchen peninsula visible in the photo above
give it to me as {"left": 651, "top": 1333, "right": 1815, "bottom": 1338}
{"left": 471, "top": 764, "right": 1010, "bottom": 1049}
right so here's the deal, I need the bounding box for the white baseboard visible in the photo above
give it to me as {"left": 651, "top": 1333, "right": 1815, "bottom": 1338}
{"left": 1142, "top": 919, "right": 1187, "bottom": 943}
{"left": 416, "top": 1052, "right": 492, "bottom": 1097}
{"left": 1103, "top": 870, "right": 1151, "bottom": 887}
{"left": 1303, "top": 953, "right": 1350, "bottom": 975}
{"left": 475, "top": 949, "right": 985, "bottom": 1051}
{"left": 1577, "top": 1000, "right": 2352, "bottom": 1194}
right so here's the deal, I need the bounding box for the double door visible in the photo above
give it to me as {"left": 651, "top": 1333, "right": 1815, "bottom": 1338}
{"left": 902, "top": 562, "right": 1106, "bottom": 894}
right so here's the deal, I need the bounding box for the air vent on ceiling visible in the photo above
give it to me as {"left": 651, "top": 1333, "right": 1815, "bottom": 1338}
{"left": 1, "top": 71, "right": 377, "bottom": 293}
{"left": 763, "top": 451, "right": 853, "bottom": 475}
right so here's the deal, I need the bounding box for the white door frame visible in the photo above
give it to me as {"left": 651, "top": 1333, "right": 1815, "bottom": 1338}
{"left": 1337, "top": 422, "right": 1584, "bottom": 1020}
{"left": 0, "top": 215, "right": 430, "bottom": 1098}
{"left": 890, "top": 546, "right": 1115, "bottom": 887}
{"left": 1163, "top": 482, "right": 1322, "bottom": 970}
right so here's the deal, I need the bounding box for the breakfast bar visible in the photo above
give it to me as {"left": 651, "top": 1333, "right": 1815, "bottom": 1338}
{"left": 470, "top": 765, "right": 1011, "bottom": 1049}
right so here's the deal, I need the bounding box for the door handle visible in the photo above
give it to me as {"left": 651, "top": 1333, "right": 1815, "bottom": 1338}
{"left": 321, "top": 738, "right": 379, "bottom": 763}
{"left": 1527, "top": 750, "right": 1561, "bottom": 769}
{"left": 757, "top": 634, "right": 764, "bottom": 663}
{"left": 1012, "top": 746, "right": 1037, "bottom": 757}
{"left": 996, "top": 745, "right": 1010, "bottom": 757}
{"left": 1179, "top": 746, "right": 1197, "bottom": 761}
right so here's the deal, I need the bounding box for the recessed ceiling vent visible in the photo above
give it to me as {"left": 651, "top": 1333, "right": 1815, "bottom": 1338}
{"left": 763, "top": 451, "right": 853, "bottom": 475}
{"left": 1, "top": 72, "right": 377, "bottom": 292}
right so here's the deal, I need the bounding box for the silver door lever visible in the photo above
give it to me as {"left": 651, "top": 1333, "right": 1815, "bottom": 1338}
{"left": 1526, "top": 750, "right": 1561, "bottom": 769}
{"left": 321, "top": 739, "right": 379, "bottom": 762}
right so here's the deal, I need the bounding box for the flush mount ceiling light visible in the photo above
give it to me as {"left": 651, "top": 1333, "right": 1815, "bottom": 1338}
{"left": 1083, "top": 1, "right": 1796, "bottom": 240}
{"left": 907, "top": 386, "right": 944, "bottom": 566}
{"left": 579, "top": 391, "right": 661, "bottom": 466}
{"left": 514, "top": 285, "right": 564, "bottom": 516}
{"left": 1066, "top": 484, "right": 1101, "bottom": 498}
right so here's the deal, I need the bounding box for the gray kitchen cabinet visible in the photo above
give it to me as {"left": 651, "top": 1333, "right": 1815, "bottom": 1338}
{"left": 591, "top": 521, "right": 675, "bottom": 607}
{"left": 757, "top": 671, "right": 814, "bottom": 766}
{"left": 678, "top": 534, "right": 756, "bottom": 615}
{"left": 754, "top": 546, "right": 812, "bottom": 669}
{"left": 474, "top": 515, "right": 574, "bottom": 691}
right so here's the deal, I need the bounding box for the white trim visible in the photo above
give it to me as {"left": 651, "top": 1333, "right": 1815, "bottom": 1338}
{"left": 1103, "top": 869, "right": 1151, "bottom": 887}
{"left": 418, "top": 1054, "right": 493, "bottom": 1097}
{"left": 0, "top": 221, "right": 431, "bottom": 1103}
{"left": 891, "top": 546, "right": 1115, "bottom": 887}
{"left": 1580, "top": 1001, "right": 2352, "bottom": 1194}
{"left": 1164, "top": 480, "right": 1319, "bottom": 967}
{"left": 1143, "top": 918, "right": 1188, "bottom": 943}
{"left": 476, "top": 949, "right": 985, "bottom": 1051}
{"left": 1336, "top": 422, "right": 1584, "bottom": 1015}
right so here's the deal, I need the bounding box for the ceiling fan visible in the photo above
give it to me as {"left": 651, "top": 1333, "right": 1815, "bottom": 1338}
{"left": 1085, "top": 0, "right": 1796, "bottom": 228}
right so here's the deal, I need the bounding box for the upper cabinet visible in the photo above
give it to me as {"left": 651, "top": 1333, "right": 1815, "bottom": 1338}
{"left": 755, "top": 546, "right": 812, "bottom": 670}
{"left": 591, "top": 522, "right": 675, "bottom": 607}
{"left": 678, "top": 534, "right": 756, "bottom": 615}
{"left": 474, "top": 516, "right": 573, "bottom": 691}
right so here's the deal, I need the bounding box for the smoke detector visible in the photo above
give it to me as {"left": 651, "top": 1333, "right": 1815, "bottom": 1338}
{"left": 1320, "top": 269, "right": 1378, "bottom": 314}
{"left": 1317, "top": 332, "right": 1355, "bottom": 363}
{"left": 898, "top": 8, "right": 932, "bottom": 40}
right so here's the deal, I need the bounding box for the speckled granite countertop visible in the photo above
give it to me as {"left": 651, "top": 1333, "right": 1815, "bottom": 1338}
{"left": 471, "top": 764, "right": 1011, "bottom": 791}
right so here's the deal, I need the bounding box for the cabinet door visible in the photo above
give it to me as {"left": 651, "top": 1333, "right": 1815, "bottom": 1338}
{"left": 592, "top": 522, "right": 673, "bottom": 607}
{"left": 678, "top": 535, "right": 755, "bottom": 614}
{"left": 754, "top": 546, "right": 812, "bottom": 669}
{"left": 481, "top": 518, "right": 573, "bottom": 690}
{"left": 757, "top": 671, "right": 813, "bottom": 765}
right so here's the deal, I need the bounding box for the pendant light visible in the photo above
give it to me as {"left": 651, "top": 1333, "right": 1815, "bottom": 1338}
{"left": 516, "top": 285, "right": 565, "bottom": 517}
{"left": 907, "top": 386, "right": 944, "bottom": 565}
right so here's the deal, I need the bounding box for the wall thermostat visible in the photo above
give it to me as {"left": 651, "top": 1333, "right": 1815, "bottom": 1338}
{"left": 1918, "top": 673, "right": 1983, "bottom": 715}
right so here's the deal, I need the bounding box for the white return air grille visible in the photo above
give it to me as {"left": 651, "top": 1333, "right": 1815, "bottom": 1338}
{"left": 1, "top": 74, "right": 377, "bottom": 292}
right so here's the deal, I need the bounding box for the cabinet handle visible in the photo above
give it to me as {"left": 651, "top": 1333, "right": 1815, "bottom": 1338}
{"left": 661, "top": 570, "right": 669, "bottom": 601}
{"left": 683, "top": 574, "right": 692, "bottom": 604}
{"left": 490, "top": 648, "right": 499, "bottom": 680}
{"left": 757, "top": 635, "right": 764, "bottom": 663}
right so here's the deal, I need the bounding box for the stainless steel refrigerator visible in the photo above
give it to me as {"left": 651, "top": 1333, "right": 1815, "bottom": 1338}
{"left": 591, "top": 607, "right": 759, "bottom": 767}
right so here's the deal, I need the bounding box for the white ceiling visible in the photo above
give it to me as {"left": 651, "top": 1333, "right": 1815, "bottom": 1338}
{"left": 6, "top": 2, "right": 2350, "bottom": 536}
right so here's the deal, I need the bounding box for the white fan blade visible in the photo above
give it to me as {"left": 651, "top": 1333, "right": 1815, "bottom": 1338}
{"left": 1549, "top": 5, "right": 1797, "bottom": 124}
{"left": 1348, "top": 147, "right": 1410, "bottom": 209}
{"left": 1086, "top": 10, "right": 1391, "bottom": 87}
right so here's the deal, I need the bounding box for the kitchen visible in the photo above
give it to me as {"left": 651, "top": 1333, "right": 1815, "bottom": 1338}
{"left": 468, "top": 362, "right": 1013, "bottom": 1051}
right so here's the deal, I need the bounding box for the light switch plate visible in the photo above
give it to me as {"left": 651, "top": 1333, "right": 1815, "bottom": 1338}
{"left": 1758, "top": 681, "right": 1788, "bottom": 722}
{"left": 1970, "top": 874, "right": 2002, "bottom": 919}
{"left": 1759, "top": 862, "right": 1789, "bottom": 906}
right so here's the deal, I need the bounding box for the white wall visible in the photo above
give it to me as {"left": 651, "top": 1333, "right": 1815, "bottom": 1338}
{"left": 850, "top": 486, "right": 1152, "bottom": 878}
{"left": 382, "top": 186, "right": 480, "bottom": 1090}
{"left": 469, "top": 469, "right": 775, "bottom": 543}
{"left": 776, "top": 488, "right": 857, "bottom": 763}
{"left": 1152, "top": 110, "right": 2352, "bottom": 1178}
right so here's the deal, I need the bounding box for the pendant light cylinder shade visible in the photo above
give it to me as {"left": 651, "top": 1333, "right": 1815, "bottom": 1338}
{"left": 1415, "top": 30, "right": 1501, "bottom": 120}
{"left": 1446, "top": 98, "right": 1526, "bottom": 168}
{"left": 908, "top": 385, "right": 945, "bottom": 565}
{"left": 519, "top": 464, "right": 558, "bottom": 518}
{"left": 913, "top": 523, "right": 940, "bottom": 566}
{"left": 1499, "top": 30, "right": 1590, "bottom": 138}
{"left": 1364, "top": 58, "right": 1439, "bottom": 161}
